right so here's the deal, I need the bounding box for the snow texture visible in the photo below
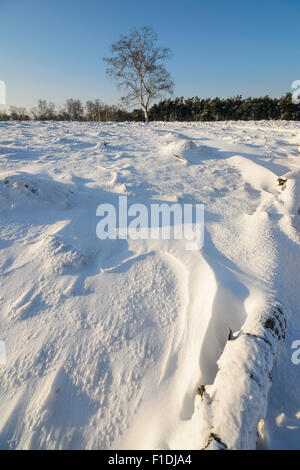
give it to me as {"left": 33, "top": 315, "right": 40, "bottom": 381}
{"left": 0, "top": 120, "right": 299, "bottom": 449}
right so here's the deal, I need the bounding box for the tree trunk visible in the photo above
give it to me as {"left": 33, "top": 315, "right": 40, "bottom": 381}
{"left": 142, "top": 106, "right": 149, "bottom": 123}
{"left": 197, "top": 302, "right": 287, "bottom": 450}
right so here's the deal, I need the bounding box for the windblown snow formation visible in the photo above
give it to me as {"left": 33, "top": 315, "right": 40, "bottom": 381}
{"left": 0, "top": 121, "right": 299, "bottom": 450}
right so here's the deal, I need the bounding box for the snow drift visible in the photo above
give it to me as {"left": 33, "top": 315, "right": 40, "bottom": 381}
{"left": 0, "top": 120, "right": 299, "bottom": 450}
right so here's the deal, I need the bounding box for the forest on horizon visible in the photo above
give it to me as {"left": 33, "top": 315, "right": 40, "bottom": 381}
{"left": 1, "top": 92, "right": 299, "bottom": 122}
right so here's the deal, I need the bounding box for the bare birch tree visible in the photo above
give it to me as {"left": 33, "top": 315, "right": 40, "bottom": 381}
{"left": 104, "top": 26, "right": 174, "bottom": 122}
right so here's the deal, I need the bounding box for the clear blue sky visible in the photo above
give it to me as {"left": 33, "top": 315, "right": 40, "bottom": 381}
{"left": 1, "top": 0, "right": 299, "bottom": 110}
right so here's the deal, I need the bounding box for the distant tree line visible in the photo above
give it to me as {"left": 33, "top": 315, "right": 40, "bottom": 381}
{"left": 148, "top": 93, "right": 300, "bottom": 121}
{"left": 0, "top": 93, "right": 299, "bottom": 122}
{"left": 0, "top": 99, "right": 136, "bottom": 122}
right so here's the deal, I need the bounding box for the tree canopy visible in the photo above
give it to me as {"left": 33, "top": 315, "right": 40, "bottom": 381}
{"left": 103, "top": 26, "right": 174, "bottom": 122}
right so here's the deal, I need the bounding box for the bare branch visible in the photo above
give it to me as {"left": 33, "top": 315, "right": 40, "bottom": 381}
{"left": 103, "top": 26, "right": 174, "bottom": 122}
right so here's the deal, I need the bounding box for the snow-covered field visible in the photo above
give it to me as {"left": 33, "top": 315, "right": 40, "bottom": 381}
{"left": 0, "top": 120, "right": 299, "bottom": 450}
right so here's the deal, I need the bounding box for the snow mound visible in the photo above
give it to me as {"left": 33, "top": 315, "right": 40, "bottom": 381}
{"left": 39, "top": 234, "right": 90, "bottom": 274}
{"left": 288, "top": 132, "right": 300, "bottom": 145}
{"left": 161, "top": 139, "right": 215, "bottom": 163}
{"left": 103, "top": 172, "right": 129, "bottom": 195}
{"left": 197, "top": 302, "right": 287, "bottom": 450}
{"left": 228, "top": 155, "right": 278, "bottom": 193}
{"left": 0, "top": 174, "right": 75, "bottom": 210}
